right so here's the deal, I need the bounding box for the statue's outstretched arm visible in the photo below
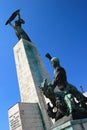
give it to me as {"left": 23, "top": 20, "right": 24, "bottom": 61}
{"left": 45, "top": 53, "right": 52, "bottom": 60}
{"left": 17, "top": 11, "right": 21, "bottom": 20}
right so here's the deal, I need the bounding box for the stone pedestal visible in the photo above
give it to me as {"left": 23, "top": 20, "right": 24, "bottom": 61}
{"left": 8, "top": 103, "right": 45, "bottom": 130}
{"left": 13, "top": 39, "right": 52, "bottom": 130}
{"left": 51, "top": 118, "right": 87, "bottom": 130}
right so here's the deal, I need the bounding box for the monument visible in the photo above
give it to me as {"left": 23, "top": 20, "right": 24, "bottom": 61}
{"left": 6, "top": 10, "right": 87, "bottom": 130}
{"left": 6, "top": 10, "right": 52, "bottom": 130}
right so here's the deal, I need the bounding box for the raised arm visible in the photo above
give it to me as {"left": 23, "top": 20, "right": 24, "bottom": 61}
{"left": 8, "top": 22, "right": 15, "bottom": 28}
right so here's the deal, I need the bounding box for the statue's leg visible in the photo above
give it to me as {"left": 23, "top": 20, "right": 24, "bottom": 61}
{"left": 64, "top": 94, "right": 73, "bottom": 115}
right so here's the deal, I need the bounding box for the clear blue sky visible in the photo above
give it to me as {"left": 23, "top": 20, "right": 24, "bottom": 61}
{"left": 0, "top": 0, "right": 87, "bottom": 129}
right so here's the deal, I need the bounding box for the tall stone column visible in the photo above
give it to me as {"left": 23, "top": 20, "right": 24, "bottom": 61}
{"left": 13, "top": 39, "right": 52, "bottom": 130}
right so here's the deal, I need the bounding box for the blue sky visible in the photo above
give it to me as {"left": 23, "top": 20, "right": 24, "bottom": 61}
{"left": 0, "top": 0, "right": 87, "bottom": 129}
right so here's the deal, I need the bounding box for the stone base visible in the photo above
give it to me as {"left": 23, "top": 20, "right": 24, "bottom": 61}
{"left": 54, "top": 110, "right": 87, "bottom": 126}
{"left": 8, "top": 102, "right": 45, "bottom": 130}
{"left": 51, "top": 118, "right": 87, "bottom": 130}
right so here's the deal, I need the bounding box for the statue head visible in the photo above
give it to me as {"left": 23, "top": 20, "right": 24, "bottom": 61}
{"left": 45, "top": 53, "right": 60, "bottom": 68}
{"left": 51, "top": 57, "right": 60, "bottom": 68}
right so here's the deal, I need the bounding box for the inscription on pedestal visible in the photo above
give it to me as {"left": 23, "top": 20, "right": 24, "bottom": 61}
{"left": 9, "top": 111, "right": 21, "bottom": 130}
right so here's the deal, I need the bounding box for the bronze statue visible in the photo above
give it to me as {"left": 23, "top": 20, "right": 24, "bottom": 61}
{"left": 5, "top": 9, "right": 31, "bottom": 42}
{"left": 41, "top": 78, "right": 85, "bottom": 121}
{"left": 45, "top": 53, "right": 87, "bottom": 107}
{"left": 41, "top": 53, "right": 87, "bottom": 121}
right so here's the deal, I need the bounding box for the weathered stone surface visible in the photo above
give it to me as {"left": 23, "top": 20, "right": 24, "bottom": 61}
{"left": 51, "top": 118, "right": 87, "bottom": 130}
{"left": 13, "top": 39, "right": 52, "bottom": 130}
